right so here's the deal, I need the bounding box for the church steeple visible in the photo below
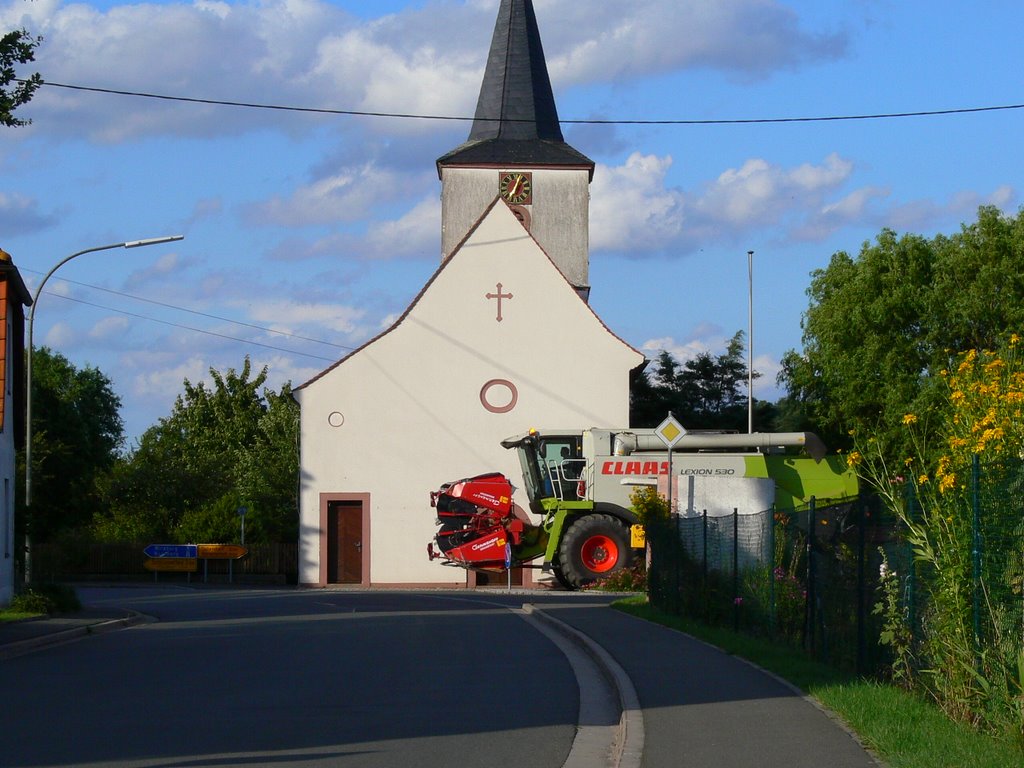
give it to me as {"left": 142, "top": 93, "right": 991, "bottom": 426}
{"left": 437, "top": 0, "right": 593, "bottom": 297}
{"left": 437, "top": 0, "right": 593, "bottom": 171}
{"left": 469, "top": 0, "right": 563, "bottom": 143}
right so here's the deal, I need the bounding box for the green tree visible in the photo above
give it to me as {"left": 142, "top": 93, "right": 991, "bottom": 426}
{"left": 22, "top": 348, "right": 123, "bottom": 542}
{"left": 630, "top": 331, "right": 772, "bottom": 430}
{"left": 1, "top": 28, "right": 42, "bottom": 127}
{"left": 780, "top": 205, "right": 1024, "bottom": 465}
{"left": 96, "top": 357, "right": 299, "bottom": 543}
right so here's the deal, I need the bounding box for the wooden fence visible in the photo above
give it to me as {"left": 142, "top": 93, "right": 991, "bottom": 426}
{"left": 31, "top": 542, "right": 299, "bottom": 584}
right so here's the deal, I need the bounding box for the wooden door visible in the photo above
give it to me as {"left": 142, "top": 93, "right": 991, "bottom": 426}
{"left": 327, "top": 500, "right": 363, "bottom": 584}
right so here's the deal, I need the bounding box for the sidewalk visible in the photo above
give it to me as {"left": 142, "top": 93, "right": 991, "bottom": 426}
{"left": 0, "top": 607, "right": 144, "bottom": 660}
{"left": 533, "top": 602, "right": 882, "bottom": 768}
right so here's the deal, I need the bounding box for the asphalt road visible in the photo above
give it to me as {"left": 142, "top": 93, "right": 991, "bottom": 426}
{"left": 3, "top": 587, "right": 616, "bottom": 768}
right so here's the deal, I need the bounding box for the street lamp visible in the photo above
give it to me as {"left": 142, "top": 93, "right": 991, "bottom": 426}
{"left": 747, "top": 250, "right": 754, "bottom": 434}
{"left": 23, "top": 235, "right": 183, "bottom": 582}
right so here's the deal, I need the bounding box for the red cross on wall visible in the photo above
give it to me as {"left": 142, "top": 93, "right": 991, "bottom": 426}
{"left": 486, "top": 283, "right": 513, "bottom": 322}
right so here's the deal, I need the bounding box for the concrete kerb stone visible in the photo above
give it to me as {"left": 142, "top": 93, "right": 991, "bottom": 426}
{"left": 0, "top": 611, "right": 151, "bottom": 660}
{"left": 522, "top": 604, "right": 644, "bottom": 768}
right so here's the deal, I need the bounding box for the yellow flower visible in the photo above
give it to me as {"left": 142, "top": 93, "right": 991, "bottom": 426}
{"left": 1011, "top": 333, "right": 1021, "bottom": 347}
{"left": 902, "top": 413, "right": 918, "bottom": 426}
{"left": 918, "top": 474, "right": 929, "bottom": 485}
{"left": 846, "top": 451, "right": 862, "bottom": 468}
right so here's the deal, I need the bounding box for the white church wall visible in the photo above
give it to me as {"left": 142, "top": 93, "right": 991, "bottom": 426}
{"left": 296, "top": 204, "right": 641, "bottom": 586}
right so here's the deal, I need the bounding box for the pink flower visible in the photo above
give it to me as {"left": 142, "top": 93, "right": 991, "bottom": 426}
{"left": 733, "top": 597, "right": 744, "bottom": 606}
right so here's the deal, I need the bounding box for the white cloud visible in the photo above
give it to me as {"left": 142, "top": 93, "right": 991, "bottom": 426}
{"left": 590, "top": 153, "right": 685, "bottom": 253}
{"left": 129, "top": 354, "right": 210, "bottom": 403}
{"left": 4, "top": 0, "right": 849, "bottom": 143}
{"left": 591, "top": 151, "right": 868, "bottom": 256}
{"left": 695, "top": 153, "right": 854, "bottom": 227}
{"left": 363, "top": 195, "right": 441, "bottom": 259}
{"left": 250, "top": 163, "right": 420, "bottom": 226}
{"left": 542, "top": 0, "right": 848, "bottom": 85}
{"left": 641, "top": 335, "right": 713, "bottom": 364}
{"left": 884, "top": 185, "right": 1018, "bottom": 233}
{"left": 246, "top": 299, "right": 366, "bottom": 337}
{"left": 42, "top": 320, "right": 77, "bottom": 347}
{"left": 89, "top": 315, "right": 130, "bottom": 340}
{"left": 0, "top": 192, "right": 59, "bottom": 236}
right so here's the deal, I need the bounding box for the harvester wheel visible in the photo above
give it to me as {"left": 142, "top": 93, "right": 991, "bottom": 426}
{"left": 550, "top": 559, "right": 574, "bottom": 590}
{"left": 557, "top": 514, "right": 632, "bottom": 589}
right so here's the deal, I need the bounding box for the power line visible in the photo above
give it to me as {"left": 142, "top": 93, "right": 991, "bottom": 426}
{"left": 29, "top": 79, "right": 1024, "bottom": 125}
{"left": 22, "top": 267, "right": 355, "bottom": 351}
{"left": 48, "top": 291, "right": 339, "bottom": 362}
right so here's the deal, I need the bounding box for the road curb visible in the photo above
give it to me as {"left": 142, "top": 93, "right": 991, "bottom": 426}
{"left": 0, "top": 611, "right": 149, "bottom": 660}
{"left": 523, "top": 605, "right": 644, "bottom": 768}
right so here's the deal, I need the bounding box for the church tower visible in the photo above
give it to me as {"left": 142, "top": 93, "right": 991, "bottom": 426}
{"left": 437, "top": 0, "right": 595, "bottom": 299}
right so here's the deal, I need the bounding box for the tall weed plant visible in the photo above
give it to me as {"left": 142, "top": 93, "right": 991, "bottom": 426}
{"left": 852, "top": 335, "right": 1024, "bottom": 747}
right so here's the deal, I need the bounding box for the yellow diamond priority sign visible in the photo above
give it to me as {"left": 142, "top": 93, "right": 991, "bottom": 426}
{"left": 655, "top": 414, "right": 687, "bottom": 449}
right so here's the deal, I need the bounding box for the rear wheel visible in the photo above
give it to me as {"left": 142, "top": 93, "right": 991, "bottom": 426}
{"left": 557, "top": 514, "right": 632, "bottom": 589}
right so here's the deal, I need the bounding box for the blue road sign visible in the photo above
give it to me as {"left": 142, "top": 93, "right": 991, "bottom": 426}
{"left": 144, "top": 544, "right": 198, "bottom": 559}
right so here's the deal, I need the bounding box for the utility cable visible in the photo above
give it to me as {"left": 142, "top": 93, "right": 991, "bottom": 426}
{"left": 27, "top": 79, "right": 1024, "bottom": 125}
{"left": 21, "top": 267, "right": 355, "bottom": 351}
{"left": 45, "top": 291, "right": 341, "bottom": 363}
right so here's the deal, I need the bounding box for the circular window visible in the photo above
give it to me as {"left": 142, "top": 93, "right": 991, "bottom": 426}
{"left": 328, "top": 411, "right": 345, "bottom": 428}
{"left": 480, "top": 379, "right": 518, "bottom": 414}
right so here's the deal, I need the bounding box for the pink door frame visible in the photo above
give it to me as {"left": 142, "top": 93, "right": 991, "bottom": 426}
{"left": 319, "top": 492, "right": 371, "bottom": 587}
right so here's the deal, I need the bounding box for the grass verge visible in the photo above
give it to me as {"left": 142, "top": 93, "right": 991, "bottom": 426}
{"left": 0, "top": 608, "right": 43, "bottom": 623}
{"left": 613, "top": 596, "right": 1023, "bottom": 768}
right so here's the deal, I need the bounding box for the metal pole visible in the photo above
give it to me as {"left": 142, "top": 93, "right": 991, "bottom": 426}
{"left": 733, "top": 507, "right": 740, "bottom": 632}
{"left": 971, "top": 454, "right": 982, "bottom": 673}
{"left": 747, "top": 250, "right": 754, "bottom": 433}
{"left": 24, "top": 235, "right": 183, "bottom": 583}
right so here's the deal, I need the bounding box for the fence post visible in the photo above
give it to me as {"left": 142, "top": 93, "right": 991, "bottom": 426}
{"left": 857, "top": 494, "right": 866, "bottom": 675}
{"left": 733, "top": 507, "right": 740, "bottom": 632}
{"left": 702, "top": 509, "right": 709, "bottom": 622}
{"left": 804, "top": 497, "right": 816, "bottom": 656}
{"left": 769, "top": 505, "right": 776, "bottom": 636}
{"left": 905, "top": 481, "right": 917, "bottom": 645}
{"left": 971, "top": 454, "right": 982, "bottom": 673}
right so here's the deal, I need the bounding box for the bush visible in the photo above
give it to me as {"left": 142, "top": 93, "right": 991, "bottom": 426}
{"left": 587, "top": 564, "right": 648, "bottom": 592}
{"left": 11, "top": 583, "right": 81, "bottom": 615}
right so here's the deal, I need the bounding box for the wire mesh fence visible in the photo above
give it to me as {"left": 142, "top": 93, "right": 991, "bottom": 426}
{"left": 646, "top": 456, "right": 1024, "bottom": 688}
{"left": 646, "top": 495, "right": 882, "bottom": 673}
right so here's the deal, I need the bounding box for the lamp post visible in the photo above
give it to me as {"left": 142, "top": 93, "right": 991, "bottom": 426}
{"left": 747, "top": 250, "right": 754, "bottom": 434}
{"left": 23, "top": 235, "right": 183, "bottom": 583}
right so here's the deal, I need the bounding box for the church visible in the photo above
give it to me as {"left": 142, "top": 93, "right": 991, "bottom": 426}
{"left": 293, "top": 0, "right": 646, "bottom": 588}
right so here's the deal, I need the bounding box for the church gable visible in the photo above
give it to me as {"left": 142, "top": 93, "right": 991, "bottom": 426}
{"left": 297, "top": 199, "right": 640, "bottom": 403}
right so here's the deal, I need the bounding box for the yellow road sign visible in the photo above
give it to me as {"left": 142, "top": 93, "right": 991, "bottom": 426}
{"left": 197, "top": 544, "right": 248, "bottom": 560}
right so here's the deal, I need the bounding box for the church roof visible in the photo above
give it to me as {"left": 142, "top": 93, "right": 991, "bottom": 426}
{"left": 437, "top": 0, "right": 594, "bottom": 175}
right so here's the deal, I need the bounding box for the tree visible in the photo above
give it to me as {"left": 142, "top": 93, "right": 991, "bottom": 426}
{"left": 22, "top": 348, "right": 124, "bottom": 542}
{"left": 1, "top": 28, "right": 42, "bottom": 127}
{"left": 630, "top": 331, "right": 772, "bottom": 430}
{"left": 96, "top": 357, "right": 299, "bottom": 543}
{"left": 780, "top": 206, "right": 1024, "bottom": 465}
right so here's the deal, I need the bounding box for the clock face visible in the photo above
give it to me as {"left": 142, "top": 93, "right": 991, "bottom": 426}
{"left": 499, "top": 171, "right": 532, "bottom": 205}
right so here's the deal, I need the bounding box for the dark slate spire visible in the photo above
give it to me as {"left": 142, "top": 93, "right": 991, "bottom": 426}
{"left": 437, "top": 0, "right": 593, "bottom": 173}
{"left": 469, "top": 0, "right": 562, "bottom": 142}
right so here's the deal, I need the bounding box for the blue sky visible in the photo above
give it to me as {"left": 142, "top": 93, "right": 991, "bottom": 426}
{"left": 1, "top": 0, "right": 1021, "bottom": 445}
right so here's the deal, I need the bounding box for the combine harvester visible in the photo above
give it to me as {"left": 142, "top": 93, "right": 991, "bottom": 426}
{"left": 428, "top": 427, "right": 858, "bottom": 589}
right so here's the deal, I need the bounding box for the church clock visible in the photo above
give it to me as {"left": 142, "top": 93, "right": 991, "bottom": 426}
{"left": 498, "top": 171, "right": 532, "bottom": 205}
